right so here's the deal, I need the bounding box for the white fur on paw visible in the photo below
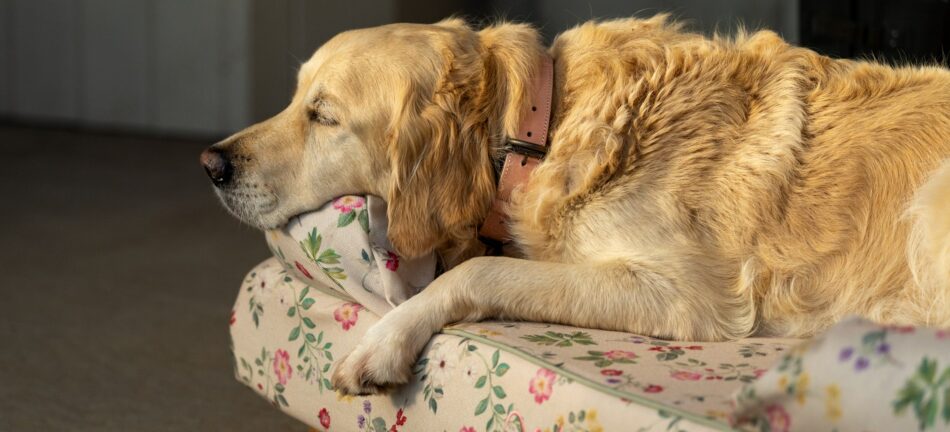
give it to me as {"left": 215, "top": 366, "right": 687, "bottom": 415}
{"left": 331, "top": 337, "right": 414, "bottom": 396}
{"left": 331, "top": 298, "right": 438, "bottom": 396}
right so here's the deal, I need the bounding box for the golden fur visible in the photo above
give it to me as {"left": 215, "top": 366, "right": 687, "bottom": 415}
{"left": 207, "top": 15, "right": 950, "bottom": 395}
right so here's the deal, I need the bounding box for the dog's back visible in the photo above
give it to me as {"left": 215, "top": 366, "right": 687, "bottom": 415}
{"left": 521, "top": 16, "right": 950, "bottom": 337}
{"left": 756, "top": 56, "right": 950, "bottom": 335}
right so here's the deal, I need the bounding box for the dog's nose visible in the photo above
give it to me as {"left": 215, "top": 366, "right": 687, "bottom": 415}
{"left": 200, "top": 147, "right": 233, "bottom": 186}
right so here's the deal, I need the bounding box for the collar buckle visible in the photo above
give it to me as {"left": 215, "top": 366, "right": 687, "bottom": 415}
{"left": 505, "top": 138, "right": 548, "bottom": 159}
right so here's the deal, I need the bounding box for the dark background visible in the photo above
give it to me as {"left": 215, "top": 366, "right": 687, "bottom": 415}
{"left": 1, "top": 1, "right": 947, "bottom": 430}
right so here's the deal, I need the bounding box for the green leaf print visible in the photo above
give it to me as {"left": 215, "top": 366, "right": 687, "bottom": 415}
{"left": 893, "top": 357, "right": 950, "bottom": 430}
{"left": 298, "top": 226, "right": 348, "bottom": 291}
{"left": 521, "top": 331, "right": 596, "bottom": 347}
{"left": 338, "top": 211, "right": 357, "bottom": 227}
{"left": 358, "top": 209, "right": 370, "bottom": 233}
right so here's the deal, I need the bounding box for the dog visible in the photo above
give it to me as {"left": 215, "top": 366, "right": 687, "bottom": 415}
{"left": 201, "top": 15, "right": 950, "bottom": 395}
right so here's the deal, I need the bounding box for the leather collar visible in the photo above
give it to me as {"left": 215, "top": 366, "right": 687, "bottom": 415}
{"left": 478, "top": 55, "right": 554, "bottom": 246}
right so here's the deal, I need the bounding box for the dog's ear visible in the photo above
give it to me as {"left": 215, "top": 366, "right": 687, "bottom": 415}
{"left": 385, "top": 87, "right": 497, "bottom": 259}
{"left": 385, "top": 20, "right": 545, "bottom": 261}
{"left": 385, "top": 22, "right": 496, "bottom": 259}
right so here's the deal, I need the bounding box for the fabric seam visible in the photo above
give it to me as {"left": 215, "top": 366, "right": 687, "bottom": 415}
{"left": 442, "top": 328, "right": 736, "bottom": 432}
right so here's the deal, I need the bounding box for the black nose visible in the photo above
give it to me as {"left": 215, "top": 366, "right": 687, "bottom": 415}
{"left": 200, "top": 147, "right": 233, "bottom": 186}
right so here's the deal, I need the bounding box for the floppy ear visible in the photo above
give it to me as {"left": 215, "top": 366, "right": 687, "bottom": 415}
{"left": 385, "top": 19, "right": 544, "bottom": 261}
{"left": 386, "top": 86, "right": 496, "bottom": 259}
{"left": 384, "top": 24, "right": 492, "bottom": 260}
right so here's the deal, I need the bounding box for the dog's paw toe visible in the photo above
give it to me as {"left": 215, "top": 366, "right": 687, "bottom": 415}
{"left": 331, "top": 345, "right": 411, "bottom": 396}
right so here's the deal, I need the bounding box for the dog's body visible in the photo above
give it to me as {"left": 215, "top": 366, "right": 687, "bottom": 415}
{"left": 202, "top": 16, "right": 950, "bottom": 394}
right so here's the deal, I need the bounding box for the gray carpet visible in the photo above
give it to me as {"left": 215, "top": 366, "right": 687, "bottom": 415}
{"left": 0, "top": 125, "right": 305, "bottom": 431}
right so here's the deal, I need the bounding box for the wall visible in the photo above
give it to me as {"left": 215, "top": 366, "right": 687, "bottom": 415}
{"left": 0, "top": 0, "right": 463, "bottom": 136}
{"left": 0, "top": 0, "right": 253, "bottom": 136}
{"left": 0, "top": 0, "right": 798, "bottom": 137}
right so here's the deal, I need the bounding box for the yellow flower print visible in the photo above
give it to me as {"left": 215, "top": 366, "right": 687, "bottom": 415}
{"left": 778, "top": 374, "right": 788, "bottom": 391}
{"left": 587, "top": 409, "right": 598, "bottom": 422}
{"left": 476, "top": 328, "right": 503, "bottom": 337}
{"left": 795, "top": 372, "right": 810, "bottom": 405}
{"left": 826, "top": 384, "right": 840, "bottom": 399}
{"left": 825, "top": 384, "right": 842, "bottom": 421}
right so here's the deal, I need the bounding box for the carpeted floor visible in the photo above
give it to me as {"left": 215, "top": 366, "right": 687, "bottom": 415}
{"left": 0, "top": 125, "right": 305, "bottom": 430}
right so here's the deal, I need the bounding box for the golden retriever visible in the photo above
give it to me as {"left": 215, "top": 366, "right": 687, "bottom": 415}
{"left": 201, "top": 15, "right": 950, "bottom": 395}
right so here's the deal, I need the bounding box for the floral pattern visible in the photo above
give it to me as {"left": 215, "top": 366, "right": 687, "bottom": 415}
{"left": 264, "top": 195, "right": 437, "bottom": 316}
{"left": 273, "top": 348, "right": 292, "bottom": 385}
{"left": 893, "top": 357, "right": 950, "bottom": 430}
{"left": 232, "top": 195, "right": 950, "bottom": 431}
{"left": 333, "top": 302, "right": 363, "bottom": 331}
{"left": 356, "top": 400, "right": 408, "bottom": 431}
{"left": 529, "top": 368, "right": 557, "bottom": 404}
{"left": 333, "top": 196, "right": 369, "bottom": 233}
{"left": 233, "top": 258, "right": 798, "bottom": 431}
{"left": 734, "top": 317, "right": 950, "bottom": 431}
{"left": 521, "top": 331, "right": 596, "bottom": 347}
{"left": 384, "top": 251, "right": 399, "bottom": 272}
{"left": 573, "top": 349, "right": 638, "bottom": 367}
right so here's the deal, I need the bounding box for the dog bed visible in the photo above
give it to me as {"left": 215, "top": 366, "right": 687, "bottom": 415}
{"left": 230, "top": 196, "right": 950, "bottom": 431}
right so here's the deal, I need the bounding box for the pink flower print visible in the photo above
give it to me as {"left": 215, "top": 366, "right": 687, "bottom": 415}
{"left": 886, "top": 324, "right": 916, "bottom": 334}
{"left": 333, "top": 303, "right": 363, "bottom": 330}
{"left": 764, "top": 404, "right": 790, "bottom": 432}
{"left": 643, "top": 384, "right": 664, "bottom": 393}
{"left": 529, "top": 368, "right": 556, "bottom": 404}
{"left": 604, "top": 350, "right": 637, "bottom": 361}
{"left": 229, "top": 309, "right": 236, "bottom": 326}
{"left": 273, "top": 349, "right": 292, "bottom": 385}
{"left": 294, "top": 261, "right": 313, "bottom": 279}
{"left": 670, "top": 370, "right": 703, "bottom": 381}
{"left": 600, "top": 369, "right": 623, "bottom": 376}
{"left": 936, "top": 329, "right": 950, "bottom": 339}
{"left": 318, "top": 407, "right": 331, "bottom": 428}
{"left": 332, "top": 196, "right": 365, "bottom": 213}
{"left": 385, "top": 251, "right": 400, "bottom": 272}
{"left": 460, "top": 427, "right": 476, "bottom": 432}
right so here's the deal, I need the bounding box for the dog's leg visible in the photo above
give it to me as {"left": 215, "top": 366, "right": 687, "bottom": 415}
{"left": 331, "top": 255, "right": 748, "bottom": 395}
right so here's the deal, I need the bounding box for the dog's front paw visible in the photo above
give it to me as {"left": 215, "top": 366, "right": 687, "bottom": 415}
{"left": 331, "top": 289, "right": 443, "bottom": 395}
{"left": 331, "top": 310, "right": 434, "bottom": 395}
{"left": 331, "top": 340, "right": 414, "bottom": 396}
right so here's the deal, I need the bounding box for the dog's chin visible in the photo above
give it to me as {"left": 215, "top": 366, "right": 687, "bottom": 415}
{"left": 214, "top": 188, "right": 284, "bottom": 231}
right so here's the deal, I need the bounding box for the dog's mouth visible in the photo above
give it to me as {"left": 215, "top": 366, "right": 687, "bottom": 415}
{"left": 214, "top": 182, "right": 282, "bottom": 229}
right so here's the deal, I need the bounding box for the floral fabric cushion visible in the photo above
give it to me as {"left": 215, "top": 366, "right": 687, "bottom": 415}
{"left": 233, "top": 195, "right": 950, "bottom": 431}
{"left": 733, "top": 317, "right": 950, "bottom": 432}
{"left": 262, "top": 195, "right": 436, "bottom": 316}
{"left": 231, "top": 258, "right": 797, "bottom": 431}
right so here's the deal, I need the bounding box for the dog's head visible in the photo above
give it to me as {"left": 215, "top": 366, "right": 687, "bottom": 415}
{"left": 201, "top": 19, "right": 543, "bottom": 260}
